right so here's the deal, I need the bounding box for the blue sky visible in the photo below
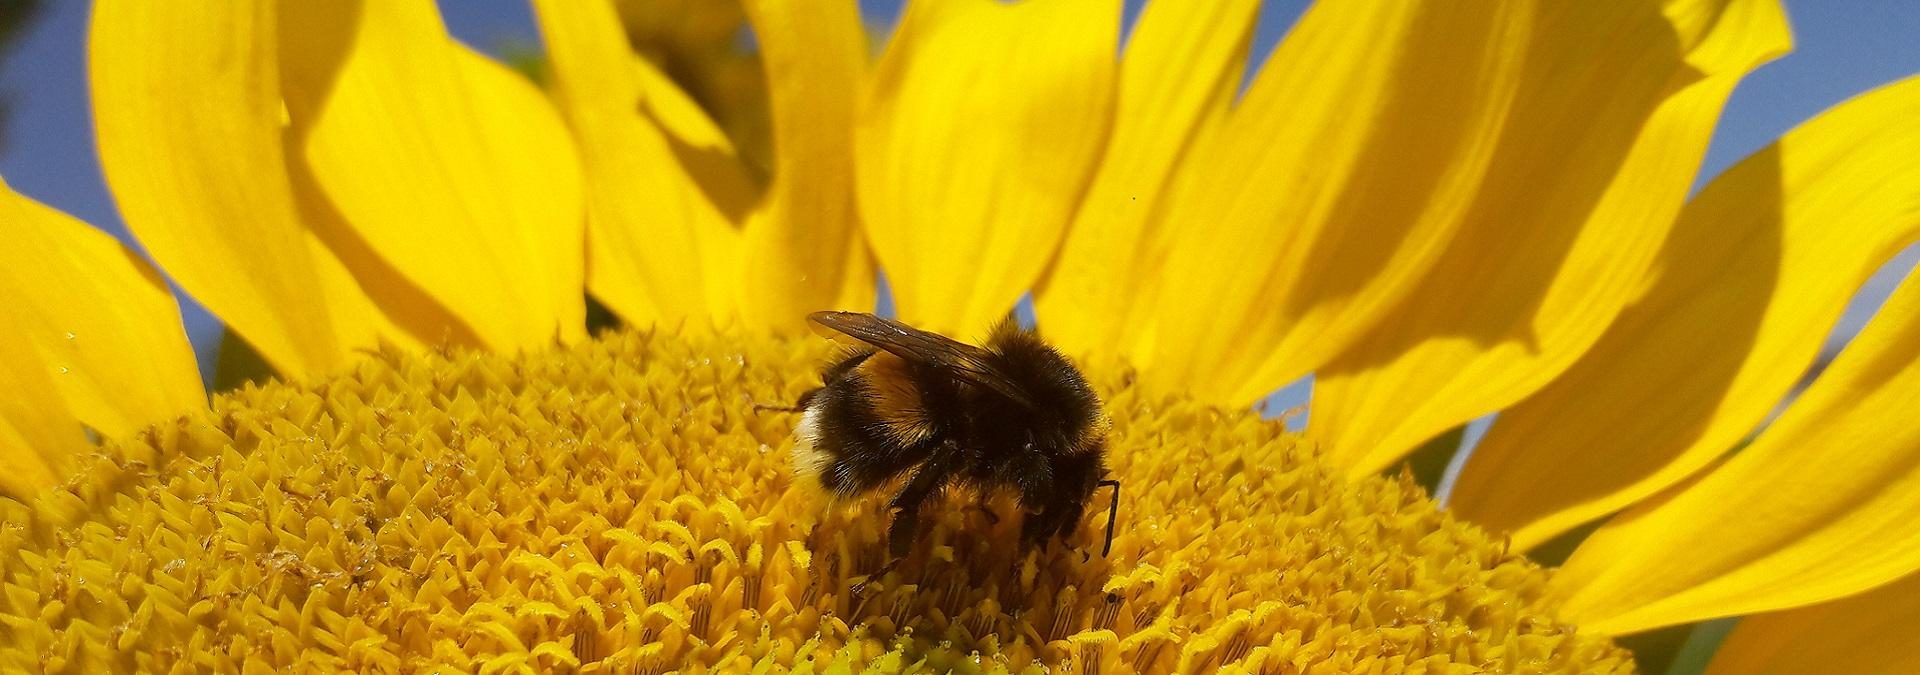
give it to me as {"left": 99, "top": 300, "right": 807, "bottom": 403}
{"left": 1, "top": 1, "right": 1915, "bottom": 377}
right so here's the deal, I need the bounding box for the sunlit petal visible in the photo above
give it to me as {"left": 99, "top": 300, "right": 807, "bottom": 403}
{"left": 1034, "top": 0, "right": 1260, "bottom": 356}
{"left": 275, "top": 2, "right": 475, "bottom": 353}
{"left": 738, "top": 0, "right": 872, "bottom": 330}
{"left": 0, "top": 325, "right": 75, "bottom": 498}
{"left": 1453, "top": 76, "right": 1920, "bottom": 549}
{"left": 856, "top": 0, "right": 1117, "bottom": 335}
{"left": 0, "top": 180, "right": 201, "bottom": 438}
{"left": 1555, "top": 267, "right": 1920, "bottom": 634}
{"left": 298, "top": 1, "right": 586, "bottom": 351}
{"left": 533, "top": 0, "right": 742, "bottom": 325}
{"left": 1704, "top": 572, "right": 1920, "bottom": 675}
{"left": 1312, "top": 0, "right": 1791, "bottom": 473}
{"left": 1133, "top": 1, "right": 1532, "bottom": 403}
{"left": 89, "top": 1, "right": 389, "bottom": 378}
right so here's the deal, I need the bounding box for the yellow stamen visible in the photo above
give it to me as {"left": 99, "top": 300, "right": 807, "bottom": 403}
{"left": 0, "top": 329, "right": 1628, "bottom": 672}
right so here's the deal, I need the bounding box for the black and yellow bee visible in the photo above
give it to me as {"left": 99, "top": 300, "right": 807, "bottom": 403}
{"left": 786, "top": 311, "right": 1119, "bottom": 562}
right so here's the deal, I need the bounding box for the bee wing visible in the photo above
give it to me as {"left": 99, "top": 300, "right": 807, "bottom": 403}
{"left": 807, "top": 311, "right": 1036, "bottom": 408}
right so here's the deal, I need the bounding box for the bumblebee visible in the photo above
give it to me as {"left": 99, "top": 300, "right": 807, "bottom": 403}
{"left": 786, "top": 311, "right": 1119, "bottom": 561}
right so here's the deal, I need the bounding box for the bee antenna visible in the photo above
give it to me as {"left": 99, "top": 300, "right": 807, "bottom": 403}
{"left": 1097, "top": 479, "right": 1121, "bottom": 557}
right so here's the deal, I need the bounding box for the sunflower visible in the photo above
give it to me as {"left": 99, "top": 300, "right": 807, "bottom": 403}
{"left": 2, "top": 0, "right": 1918, "bottom": 673}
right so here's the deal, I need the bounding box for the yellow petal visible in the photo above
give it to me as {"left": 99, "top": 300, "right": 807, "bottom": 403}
{"left": 1452, "top": 76, "right": 1920, "bottom": 549}
{"left": 614, "top": 0, "right": 745, "bottom": 45}
{"left": 1555, "top": 264, "right": 1920, "bottom": 634}
{"left": 1127, "top": 2, "right": 1536, "bottom": 403}
{"left": 832, "top": 238, "right": 877, "bottom": 313}
{"left": 1704, "top": 572, "right": 1920, "bottom": 675}
{"left": 1032, "top": 0, "right": 1260, "bottom": 356}
{"left": 89, "top": 1, "right": 388, "bottom": 378}
{"left": 0, "top": 180, "right": 202, "bottom": 438}
{"left": 737, "top": 0, "right": 872, "bottom": 330}
{"left": 1310, "top": 0, "right": 1792, "bottom": 473}
{"left": 533, "top": 0, "right": 742, "bottom": 326}
{"left": 296, "top": 1, "right": 586, "bottom": 352}
{"left": 627, "top": 54, "right": 761, "bottom": 223}
{"left": 856, "top": 0, "right": 1117, "bottom": 335}
{"left": 0, "top": 323, "right": 76, "bottom": 498}
{"left": 275, "top": 3, "right": 474, "bottom": 354}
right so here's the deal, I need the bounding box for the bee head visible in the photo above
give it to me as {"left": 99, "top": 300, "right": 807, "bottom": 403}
{"left": 985, "top": 321, "right": 1108, "bottom": 457}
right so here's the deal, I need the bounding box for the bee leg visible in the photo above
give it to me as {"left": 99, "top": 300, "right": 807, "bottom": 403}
{"left": 855, "top": 557, "right": 904, "bottom": 595}
{"left": 750, "top": 388, "right": 817, "bottom": 414}
{"left": 885, "top": 458, "right": 953, "bottom": 561}
{"left": 1097, "top": 479, "right": 1121, "bottom": 557}
{"left": 854, "top": 470, "right": 935, "bottom": 595}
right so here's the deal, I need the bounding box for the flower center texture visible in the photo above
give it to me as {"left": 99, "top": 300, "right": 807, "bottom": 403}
{"left": 0, "top": 329, "right": 1631, "bottom": 673}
